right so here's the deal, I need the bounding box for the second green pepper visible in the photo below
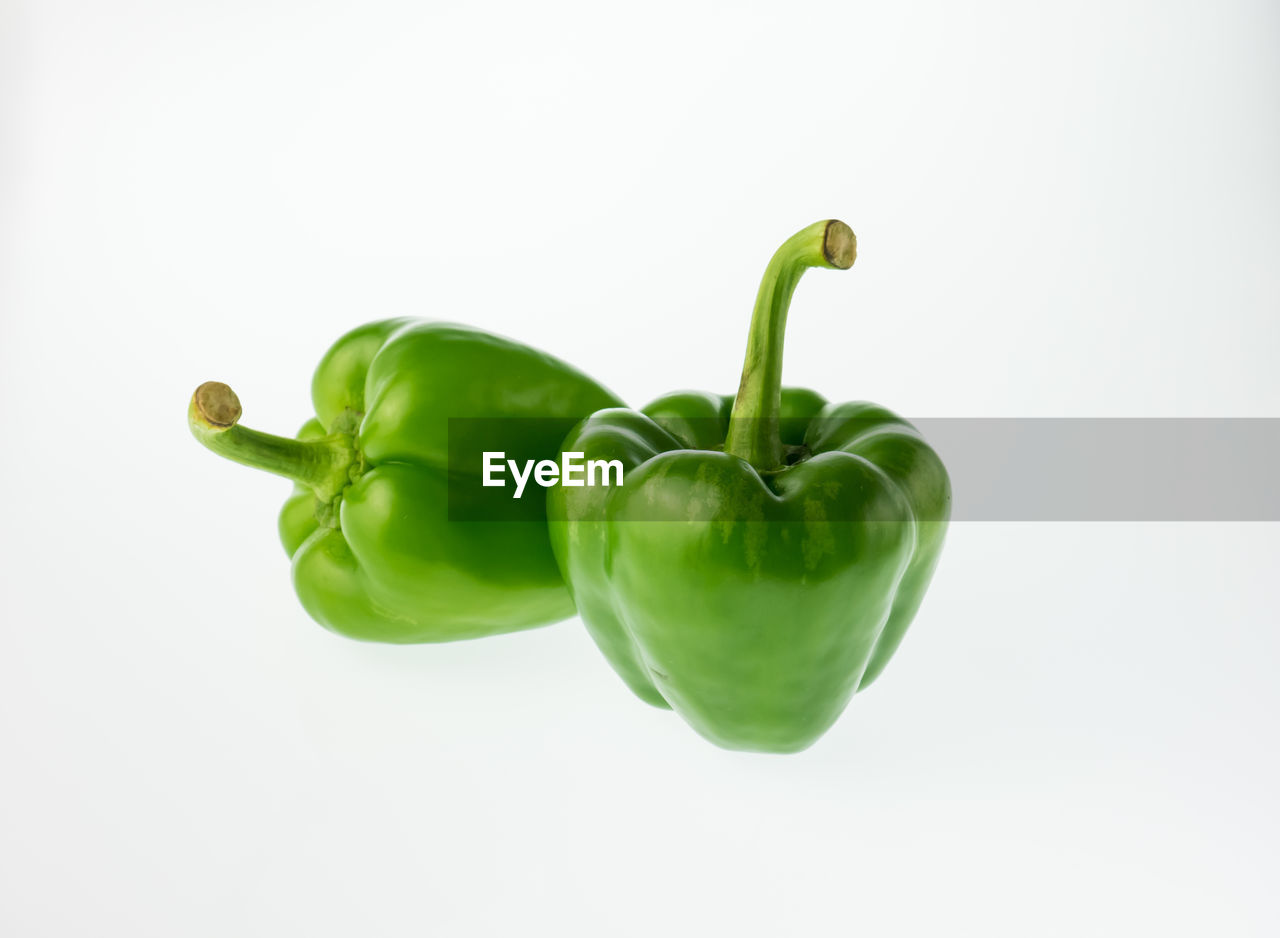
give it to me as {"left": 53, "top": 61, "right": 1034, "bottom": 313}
{"left": 548, "top": 221, "right": 951, "bottom": 752}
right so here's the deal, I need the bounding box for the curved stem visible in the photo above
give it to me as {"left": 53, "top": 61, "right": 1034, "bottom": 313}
{"left": 723, "top": 220, "right": 856, "bottom": 469}
{"left": 188, "top": 381, "right": 359, "bottom": 502}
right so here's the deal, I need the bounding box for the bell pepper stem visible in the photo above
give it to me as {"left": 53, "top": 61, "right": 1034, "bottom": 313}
{"left": 723, "top": 219, "right": 856, "bottom": 469}
{"left": 188, "top": 381, "right": 358, "bottom": 502}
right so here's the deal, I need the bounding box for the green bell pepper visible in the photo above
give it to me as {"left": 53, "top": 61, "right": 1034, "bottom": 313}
{"left": 190, "top": 319, "right": 622, "bottom": 642}
{"left": 548, "top": 221, "right": 950, "bottom": 753}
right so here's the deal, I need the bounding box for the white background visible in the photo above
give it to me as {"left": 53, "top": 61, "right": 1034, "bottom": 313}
{"left": 3, "top": 1, "right": 1278, "bottom": 934}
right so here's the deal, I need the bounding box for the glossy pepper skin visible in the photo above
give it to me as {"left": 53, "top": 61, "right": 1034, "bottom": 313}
{"left": 548, "top": 221, "right": 950, "bottom": 752}
{"left": 190, "top": 319, "right": 622, "bottom": 642}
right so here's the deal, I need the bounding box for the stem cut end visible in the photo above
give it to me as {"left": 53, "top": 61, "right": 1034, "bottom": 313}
{"left": 193, "top": 381, "right": 243, "bottom": 430}
{"left": 823, "top": 220, "right": 856, "bottom": 270}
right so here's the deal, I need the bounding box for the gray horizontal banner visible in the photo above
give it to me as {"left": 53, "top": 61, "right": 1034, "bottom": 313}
{"left": 445, "top": 418, "right": 1280, "bottom": 521}
{"left": 921, "top": 418, "right": 1279, "bottom": 521}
